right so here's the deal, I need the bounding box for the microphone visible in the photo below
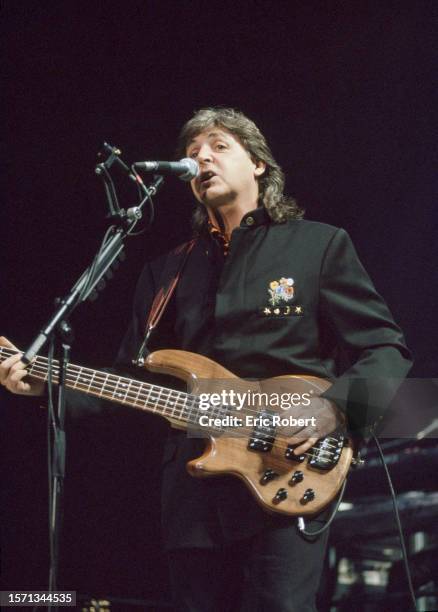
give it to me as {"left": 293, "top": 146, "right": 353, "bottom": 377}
{"left": 134, "top": 157, "right": 199, "bottom": 182}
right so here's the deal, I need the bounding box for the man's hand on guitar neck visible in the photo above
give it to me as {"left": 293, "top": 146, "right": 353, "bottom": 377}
{"left": 0, "top": 338, "right": 45, "bottom": 396}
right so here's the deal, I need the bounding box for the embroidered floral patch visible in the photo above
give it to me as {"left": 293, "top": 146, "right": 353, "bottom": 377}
{"left": 268, "top": 277, "right": 295, "bottom": 306}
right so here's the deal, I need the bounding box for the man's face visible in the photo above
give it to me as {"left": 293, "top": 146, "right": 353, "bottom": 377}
{"left": 186, "top": 127, "right": 265, "bottom": 208}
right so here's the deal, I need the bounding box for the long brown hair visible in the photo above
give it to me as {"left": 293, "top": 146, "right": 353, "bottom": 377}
{"left": 177, "top": 107, "right": 304, "bottom": 231}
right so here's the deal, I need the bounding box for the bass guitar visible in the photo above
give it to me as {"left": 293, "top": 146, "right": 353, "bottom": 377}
{"left": 0, "top": 338, "right": 354, "bottom": 517}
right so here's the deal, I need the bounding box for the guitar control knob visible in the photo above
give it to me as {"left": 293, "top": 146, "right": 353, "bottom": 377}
{"left": 289, "top": 470, "right": 304, "bottom": 485}
{"left": 273, "top": 488, "right": 288, "bottom": 504}
{"left": 260, "top": 469, "right": 278, "bottom": 485}
{"left": 301, "top": 488, "right": 315, "bottom": 504}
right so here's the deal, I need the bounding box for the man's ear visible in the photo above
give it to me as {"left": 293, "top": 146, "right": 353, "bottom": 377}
{"left": 254, "top": 160, "right": 266, "bottom": 177}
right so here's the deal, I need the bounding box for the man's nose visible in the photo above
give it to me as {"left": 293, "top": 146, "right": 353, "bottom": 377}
{"left": 197, "top": 145, "right": 213, "bottom": 164}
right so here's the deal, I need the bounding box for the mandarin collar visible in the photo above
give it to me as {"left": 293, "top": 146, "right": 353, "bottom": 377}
{"left": 240, "top": 206, "right": 270, "bottom": 228}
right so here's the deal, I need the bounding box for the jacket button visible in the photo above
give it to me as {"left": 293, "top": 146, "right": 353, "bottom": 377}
{"left": 246, "top": 216, "right": 254, "bottom": 226}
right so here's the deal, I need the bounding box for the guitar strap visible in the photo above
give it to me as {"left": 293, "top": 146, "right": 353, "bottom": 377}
{"left": 134, "top": 238, "right": 197, "bottom": 365}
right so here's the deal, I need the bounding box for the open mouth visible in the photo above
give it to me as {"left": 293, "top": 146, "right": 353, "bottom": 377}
{"left": 199, "top": 170, "right": 217, "bottom": 187}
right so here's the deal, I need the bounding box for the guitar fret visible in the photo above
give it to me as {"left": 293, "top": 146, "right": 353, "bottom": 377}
{"left": 153, "top": 387, "right": 163, "bottom": 412}
{"left": 211, "top": 402, "right": 220, "bottom": 421}
{"left": 87, "top": 370, "right": 96, "bottom": 392}
{"left": 166, "top": 391, "right": 175, "bottom": 417}
{"left": 180, "top": 394, "right": 188, "bottom": 418}
{"left": 168, "top": 391, "right": 178, "bottom": 418}
{"left": 112, "top": 376, "right": 128, "bottom": 401}
{"left": 100, "top": 373, "right": 109, "bottom": 397}
{"left": 110, "top": 376, "right": 118, "bottom": 399}
{"left": 175, "top": 392, "right": 184, "bottom": 417}
{"left": 133, "top": 381, "right": 143, "bottom": 407}
{"left": 72, "top": 367, "right": 81, "bottom": 389}
{"left": 163, "top": 391, "right": 172, "bottom": 416}
{"left": 78, "top": 366, "right": 86, "bottom": 387}
{"left": 142, "top": 383, "right": 153, "bottom": 410}
{"left": 40, "top": 358, "right": 56, "bottom": 383}
{"left": 28, "top": 360, "right": 36, "bottom": 375}
{"left": 188, "top": 396, "right": 198, "bottom": 424}
{"left": 119, "top": 379, "right": 128, "bottom": 400}
{"left": 124, "top": 378, "right": 132, "bottom": 404}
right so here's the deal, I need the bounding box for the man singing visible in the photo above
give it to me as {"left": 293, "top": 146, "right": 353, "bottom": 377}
{"left": 1, "top": 107, "right": 412, "bottom": 611}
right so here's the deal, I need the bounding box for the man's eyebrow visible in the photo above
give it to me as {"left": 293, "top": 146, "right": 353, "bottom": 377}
{"left": 187, "top": 131, "right": 230, "bottom": 147}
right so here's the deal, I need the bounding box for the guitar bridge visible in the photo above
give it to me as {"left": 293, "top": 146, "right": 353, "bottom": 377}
{"left": 308, "top": 433, "right": 345, "bottom": 470}
{"left": 285, "top": 432, "right": 346, "bottom": 470}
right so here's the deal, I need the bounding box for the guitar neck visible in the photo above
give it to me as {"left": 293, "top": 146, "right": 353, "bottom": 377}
{"left": 0, "top": 347, "right": 196, "bottom": 427}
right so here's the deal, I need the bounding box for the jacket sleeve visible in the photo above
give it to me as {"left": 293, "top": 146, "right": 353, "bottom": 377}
{"left": 318, "top": 228, "right": 413, "bottom": 435}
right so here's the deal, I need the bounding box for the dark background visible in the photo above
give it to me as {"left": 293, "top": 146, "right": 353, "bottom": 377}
{"left": 1, "top": 0, "right": 437, "bottom": 604}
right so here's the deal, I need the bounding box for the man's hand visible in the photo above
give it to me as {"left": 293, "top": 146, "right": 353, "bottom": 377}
{"left": 288, "top": 397, "right": 345, "bottom": 456}
{"left": 0, "top": 338, "right": 45, "bottom": 396}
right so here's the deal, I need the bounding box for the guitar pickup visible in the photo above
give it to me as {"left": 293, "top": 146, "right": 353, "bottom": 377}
{"left": 248, "top": 411, "right": 276, "bottom": 453}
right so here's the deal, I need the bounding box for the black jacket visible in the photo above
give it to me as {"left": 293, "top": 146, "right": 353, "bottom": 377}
{"left": 114, "top": 209, "right": 412, "bottom": 549}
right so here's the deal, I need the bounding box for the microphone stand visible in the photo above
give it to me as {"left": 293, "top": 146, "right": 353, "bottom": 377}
{"left": 21, "top": 145, "right": 163, "bottom": 602}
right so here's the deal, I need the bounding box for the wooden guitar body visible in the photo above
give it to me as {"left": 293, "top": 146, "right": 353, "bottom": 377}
{"left": 146, "top": 350, "right": 353, "bottom": 516}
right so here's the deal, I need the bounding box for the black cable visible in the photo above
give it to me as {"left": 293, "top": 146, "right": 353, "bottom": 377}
{"left": 129, "top": 164, "right": 155, "bottom": 231}
{"left": 297, "top": 477, "right": 347, "bottom": 538}
{"left": 78, "top": 224, "right": 117, "bottom": 302}
{"left": 126, "top": 190, "right": 153, "bottom": 237}
{"left": 47, "top": 336, "right": 56, "bottom": 590}
{"left": 371, "top": 431, "right": 418, "bottom": 611}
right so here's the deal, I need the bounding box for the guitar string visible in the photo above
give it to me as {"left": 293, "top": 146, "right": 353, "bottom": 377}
{"left": 0, "top": 347, "right": 335, "bottom": 428}
{"left": 23, "top": 360, "right": 341, "bottom": 455}
{"left": 0, "top": 348, "right": 343, "bottom": 458}
{"left": 10, "top": 366, "right": 341, "bottom": 465}
{"left": 24, "top": 362, "right": 342, "bottom": 462}
{"left": 1, "top": 347, "right": 327, "bottom": 422}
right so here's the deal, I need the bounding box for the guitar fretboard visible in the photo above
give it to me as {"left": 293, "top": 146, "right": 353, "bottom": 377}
{"left": 0, "top": 346, "right": 202, "bottom": 427}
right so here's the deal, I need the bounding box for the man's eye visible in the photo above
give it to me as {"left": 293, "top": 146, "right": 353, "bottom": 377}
{"left": 189, "top": 151, "right": 198, "bottom": 159}
{"left": 216, "top": 143, "right": 227, "bottom": 150}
